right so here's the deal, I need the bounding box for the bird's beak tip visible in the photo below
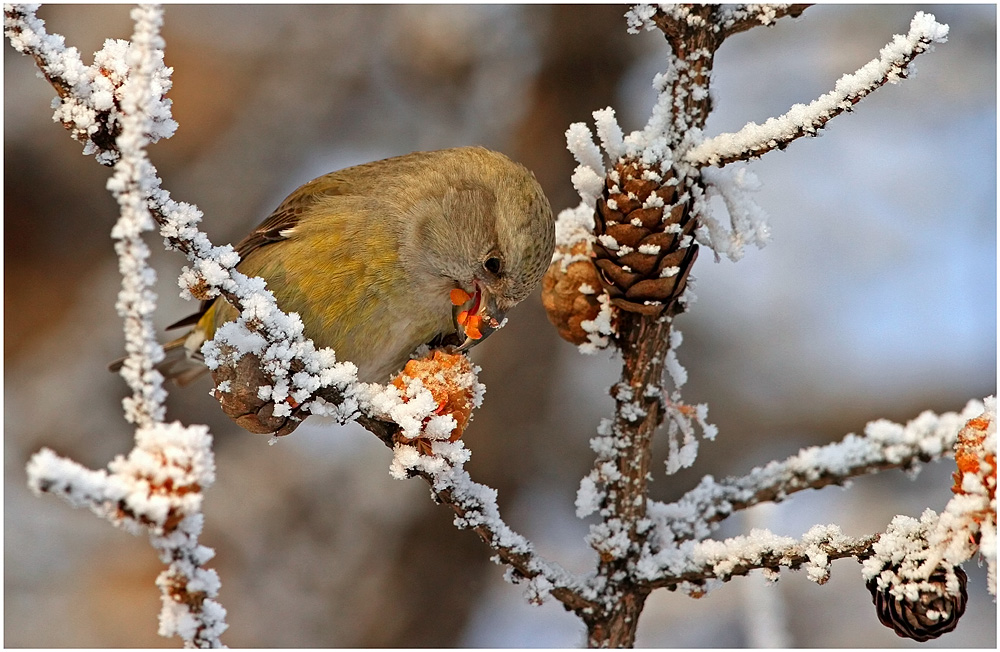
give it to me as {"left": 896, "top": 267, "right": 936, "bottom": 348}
{"left": 453, "top": 285, "right": 507, "bottom": 352}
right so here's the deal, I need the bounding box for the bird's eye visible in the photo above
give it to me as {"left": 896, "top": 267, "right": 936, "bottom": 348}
{"left": 483, "top": 256, "right": 503, "bottom": 276}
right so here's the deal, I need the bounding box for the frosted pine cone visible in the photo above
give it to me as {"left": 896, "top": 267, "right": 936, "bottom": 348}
{"left": 867, "top": 566, "right": 968, "bottom": 642}
{"left": 592, "top": 160, "right": 699, "bottom": 316}
{"left": 542, "top": 240, "right": 606, "bottom": 346}
{"left": 210, "top": 350, "right": 308, "bottom": 437}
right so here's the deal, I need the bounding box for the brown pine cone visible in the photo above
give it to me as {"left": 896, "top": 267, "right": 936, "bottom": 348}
{"left": 867, "top": 566, "right": 968, "bottom": 642}
{"left": 541, "top": 240, "right": 606, "bottom": 346}
{"left": 210, "top": 351, "right": 307, "bottom": 436}
{"left": 592, "top": 160, "right": 699, "bottom": 316}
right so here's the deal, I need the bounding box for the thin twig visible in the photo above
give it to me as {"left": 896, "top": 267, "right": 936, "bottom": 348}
{"left": 647, "top": 400, "right": 984, "bottom": 547}
{"left": 684, "top": 11, "right": 949, "bottom": 167}
{"left": 358, "top": 415, "right": 598, "bottom": 614}
{"left": 715, "top": 4, "right": 811, "bottom": 40}
{"left": 644, "top": 531, "right": 879, "bottom": 591}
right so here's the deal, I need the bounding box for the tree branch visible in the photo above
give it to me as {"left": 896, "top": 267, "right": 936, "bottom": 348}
{"left": 684, "top": 11, "right": 950, "bottom": 167}
{"left": 715, "top": 4, "right": 811, "bottom": 40}
{"left": 358, "top": 415, "right": 598, "bottom": 615}
{"left": 643, "top": 527, "right": 879, "bottom": 592}
{"left": 627, "top": 4, "right": 810, "bottom": 49}
{"left": 27, "top": 425, "right": 228, "bottom": 648}
{"left": 647, "top": 399, "right": 986, "bottom": 547}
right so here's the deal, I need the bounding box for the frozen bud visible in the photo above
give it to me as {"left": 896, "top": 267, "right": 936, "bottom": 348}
{"left": 867, "top": 566, "right": 968, "bottom": 642}
{"left": 186, "top": 277, "right": 215, "bottom": 301}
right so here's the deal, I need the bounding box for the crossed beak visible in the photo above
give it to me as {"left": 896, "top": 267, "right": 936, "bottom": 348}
{"left": 452, "top": 284, "right": 506, "bottom": 352}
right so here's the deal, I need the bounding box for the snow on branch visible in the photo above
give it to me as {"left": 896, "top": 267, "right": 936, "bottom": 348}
{"left": 685, "top": 11, "right": 950, "bottom": 168}
{"left": 14, "top": 5, "right": 228, "bottom": 647}
{"left": 27, "top": 424, "right": 228, "bottom": 647}
{"left": 714, "top": 4, "right": 811, "bottom": 38}
{"left": 625, "top": 397, "right": 993, "bottom": 638}
{"left": 625, "top": 5, "right": 810, "bottom": 44}
{"left": 4, "top": 2, "right": 176, "bottom": 164}
{"left": 635, "top": 398, "right": 993, "bottom": 608}
{"left": 647, "top": 398, "right": 987, "bottom": 547}
{"left": 107, "top": 2, "right": 169, "bottom": 428}
{"left": 381, "top": 432, "right": 598, "bottom": 612}
{"left": 697, "top": 165, "right": 771, "bottom": 262}
{"left": 640, "top": 524, "right": 877, "bottom": 591}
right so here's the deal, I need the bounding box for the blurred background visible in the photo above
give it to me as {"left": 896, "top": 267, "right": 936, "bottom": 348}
{"left": 4, "top": 4, "right": 995, "bottom": 647}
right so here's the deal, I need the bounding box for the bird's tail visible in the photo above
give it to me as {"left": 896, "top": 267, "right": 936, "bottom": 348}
{"left": 107, "top": 331, "right": 209, "bottom": 387}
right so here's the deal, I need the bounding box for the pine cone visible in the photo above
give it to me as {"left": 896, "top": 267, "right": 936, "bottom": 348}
{"left": 210, "top": 351, "right": 307, "bottom": 437}
{"left": 867, "top": 566, "right": 968, "bottom": 642}
{"left": 592, "top": 160, "right": 699, "bottom": 316}
{"left": 541, "top": 240, "right": 605, "bottom": 346}
{"left": 391, "top": 349, "right": 478, "bottom": 451}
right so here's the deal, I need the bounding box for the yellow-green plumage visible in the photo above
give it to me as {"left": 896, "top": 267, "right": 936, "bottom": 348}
{"left": 162, "top": 146, "right": 554, "bottom": 385}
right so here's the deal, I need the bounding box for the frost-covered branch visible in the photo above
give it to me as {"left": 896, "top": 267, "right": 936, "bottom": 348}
{"left": 637, "top": 397, "right": 994, "bottom": 629}
{"left": 543, "top": 5, "right": 825, "bottom": 646}
{"left": 626, "top": 4, "right": 810, "bottom": 42}
{"left": 714, "top": 4, "right": 811, "bottom": 39}
{"left": 685, "top": 11, "right": 950, "bottom": 168}
{"left": 375, "top": 427, "right": 597, "bottom": 614}
{"left": 27, "top": 424, "right": 227, "bottom": 647}
{"left": 12, "top": 4, "right": 228, "bottom": 647}
{"left": 4, "top": 2, "right": 176, "bottom": 164}
{"left": 642, "top": 525, "right": 877, "bottom": 592}
{"left": 108, "top": 2, "right": 169, "bottom": 428}
{"left": 650, "top": 399, "right": 987, "bottom": 546}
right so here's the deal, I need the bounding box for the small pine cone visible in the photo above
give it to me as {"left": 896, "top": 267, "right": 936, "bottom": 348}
{"left": 593, "top": 160, "right": 699, "bottom": 316}
{"left": 541, "top": 241, "right": 605, "bottom": 346}
{"left": 211, "top": 352, "right": 307, "bottom": 437}
{"left": 868, "top": 566, "right": 968, "bottom": 642}
{"left": 391, "top": 349, "right": 477, "bottom": 448}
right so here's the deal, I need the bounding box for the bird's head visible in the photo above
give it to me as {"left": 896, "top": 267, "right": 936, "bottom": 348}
{"left": 401, "top": 147, "right": 554, "bottom": 350}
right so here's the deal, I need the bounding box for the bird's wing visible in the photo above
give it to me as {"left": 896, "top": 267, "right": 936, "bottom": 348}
{"left": 236, "top": 173, "right": 354, "bottom": 260}
{"left": 167, "top": 173, "right": 355, "bottom": 330}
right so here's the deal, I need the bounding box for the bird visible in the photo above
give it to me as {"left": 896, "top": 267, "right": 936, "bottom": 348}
{"left": 148, "top": 146, "right": 554, "bottom": 387}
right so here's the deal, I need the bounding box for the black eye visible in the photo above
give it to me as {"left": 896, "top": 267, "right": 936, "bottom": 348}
{"left": 483, "top": 256, "right": 503, "bottom": 276}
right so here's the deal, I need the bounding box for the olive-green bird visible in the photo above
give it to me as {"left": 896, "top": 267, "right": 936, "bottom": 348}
{"left": 157, "top": 146, "right": 554, "bottom": 386}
